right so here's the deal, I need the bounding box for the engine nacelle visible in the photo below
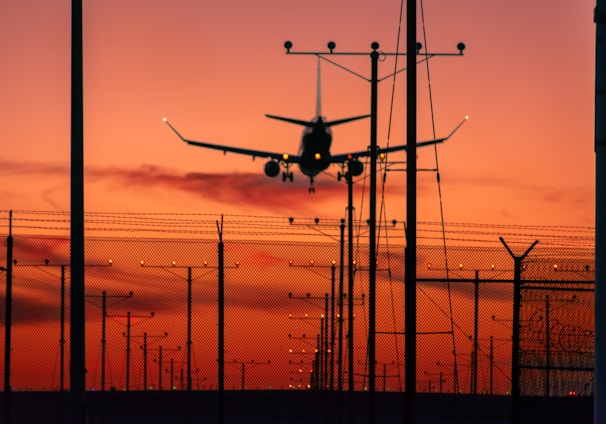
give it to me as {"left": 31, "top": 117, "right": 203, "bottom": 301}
{"left": 264, "top": 161, "right": 280, "bottom": 178}
{"left": 348, "top": 159, "right": 364, "bottom": 176}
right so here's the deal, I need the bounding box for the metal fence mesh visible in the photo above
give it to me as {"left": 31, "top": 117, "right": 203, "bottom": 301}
{"left": 0, "top": 211, "right": 594, "bottom": 396}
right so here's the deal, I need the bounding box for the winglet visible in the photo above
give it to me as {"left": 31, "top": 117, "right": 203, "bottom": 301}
{"left": 445, "top": 115, "right": 469, "bottom": 140}
{"left": 163, "top": 117, "right": 188, "bottom": 142}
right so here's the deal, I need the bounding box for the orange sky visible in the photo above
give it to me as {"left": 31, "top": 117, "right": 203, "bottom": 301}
{"left": 0, "top": 1, "right": 597, "bottom": 393}
{"left": 0, "top": 0, "right": 596, "bottom": 227}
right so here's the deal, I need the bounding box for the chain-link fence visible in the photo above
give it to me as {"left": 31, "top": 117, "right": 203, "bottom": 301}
{"left": 0, "top": 211, "right": 594, "bottom": 396}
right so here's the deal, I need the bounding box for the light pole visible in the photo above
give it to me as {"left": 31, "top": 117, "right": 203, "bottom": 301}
{"left": 283, "top": 40, "right": 464, "bottom": 422}
{"left": 86, "top": 289, "right": 133, "bottom": 391}
{"left": 141, "top": 257, "right": 239, "bottom": 392}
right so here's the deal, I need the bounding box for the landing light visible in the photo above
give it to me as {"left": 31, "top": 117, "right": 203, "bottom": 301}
{"left": 282, "top": 153, "right": 289, "bottom": 161}
{"left": 314, "top": 153, "right": 321, "bottom": 160}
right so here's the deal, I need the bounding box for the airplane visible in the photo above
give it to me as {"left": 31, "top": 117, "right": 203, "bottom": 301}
{"left": 164, "top": 59, "right": 467, "bottom": 193}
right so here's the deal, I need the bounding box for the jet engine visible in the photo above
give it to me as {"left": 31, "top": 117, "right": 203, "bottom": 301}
{"left": 348, "top": 159, "right": 364, "bottom": 176}
{"left": 264, "top": 160, "right": 280, "bottom": 177}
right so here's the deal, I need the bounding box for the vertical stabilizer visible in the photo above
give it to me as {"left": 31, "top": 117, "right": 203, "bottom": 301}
{"left": 316, "top": 57, "right": 322, "bottom": 117}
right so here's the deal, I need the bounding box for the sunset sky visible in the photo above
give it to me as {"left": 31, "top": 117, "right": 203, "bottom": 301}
{"left": 0, "top": 0, "right": 596, "bottom": 226}
{"left": 0, "top": 1, "right": 597, "bottom": 392}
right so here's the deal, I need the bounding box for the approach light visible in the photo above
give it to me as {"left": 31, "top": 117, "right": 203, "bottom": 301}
{"left": 284, "top": 41, "right": 293, "bottom": 53}
{"left": 459, "top": 263, "right": 463, "bottom": 270}
{"left": 108, "top": 259, "right": 113, "bottom": 265}
{"left": 172, "top": 261, "right": 176, "bottom": 267}
{"left": 163, "top": 117, "right": 167, "bottom": 122}
{"left": 331, "top": 260, "right": 336, "bottom": 265}
{"left": 553, "top": 264, "right": 558, "bottom": 271}
{"left": 416, "top": 42, "right": 423, "bottom": 52}
{"left": 140, "top": 260, "right": 145, "bottom": 266}
{"left": 327, "top": 41, "right": 336, "bottom": 53}
{"left": 371, "top": 41, "right": 379, "bottom": 50}
{"left": 282, "top": 153, "right": 290, "bottom": 161}
{"left": 379, "top": 152, "right": 386, "bottom": 160}
{"left": 457, "top": 42, "right": 466, "bottom": 54}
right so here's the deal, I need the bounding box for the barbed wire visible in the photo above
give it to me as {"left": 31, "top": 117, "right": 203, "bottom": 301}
{"left": 0, "top": 210, "right": 595, "bottom": 250}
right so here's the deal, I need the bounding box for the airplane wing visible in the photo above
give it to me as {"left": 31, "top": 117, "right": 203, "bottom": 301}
{"left": 163, "top": 118, "right": 301, "bottom": 163}
{"left": 330, "top": 116, "right": 468, "bottom": 163}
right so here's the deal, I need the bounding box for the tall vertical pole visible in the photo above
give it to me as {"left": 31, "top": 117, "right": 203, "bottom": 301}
{"left": 218, "top": 220, "right": 225, "bottom": 424}
{"left": 125, "top": 312, "right": 132, "bottom": 391}
{"left": 4, "top": 211, "right": 13, "bottom": 423}
{"left": 405, "top": 0, "right": 418, "bottom": 422}
{"left": 158, "top": 346, "right": 163, "bottom": 390}
{"left": 347, "top": 170, "right": 355, "bottom": 395}
{"left": 101, "top": 291, "right": 107, "bottom": 391}
{"left": 338, "top": 219, "right": 345, "bottom": 392}
{"left": 187, "top": 267, "right": 192, "bottom": 392}
{"left": 368, "top": 43, "right": 379, "bottom": 424}
{"left": 70, "top": 0, "right": 86, "bottom": 421}
{"left": 500, "top": 237, "right": 538, "bottom": 424}
{"left": 595, "top": 2, "right": 606, "bottom": 423}
{"left": 545, "top": 295, "right": 550, "bottom": 397}
{"left": 60, "top": 265, "right": 66, "bottom": 392}
{"left": 489, "top": 336, "right": 494, "bottom": 395}
{"left": 330, "top": 263, "right": 336, "bottom": 390}
{"left": 324, "top": 293, "right": 329, "bottom": 390}
{"left": 473, "top": 270, "right": 479, "bottom": 395}
{"left": 143, "top": 333, "right": 148, "bottom": 390}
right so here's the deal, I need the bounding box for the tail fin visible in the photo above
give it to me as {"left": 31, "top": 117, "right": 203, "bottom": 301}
{"left": 316, "top": 56, "right": 322, "bottom": 117}
{"left": 265, "top": 56, "right": 369, "bottom": 127}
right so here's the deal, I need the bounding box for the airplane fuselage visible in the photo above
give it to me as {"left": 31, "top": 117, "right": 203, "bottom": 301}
{"left": 299, "top": 117, "right": 333, "bottom": 178}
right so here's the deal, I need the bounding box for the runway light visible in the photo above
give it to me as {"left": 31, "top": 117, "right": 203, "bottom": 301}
{"left": 140, "top": 260, "right": 145, "bottom": 266}
{"left": 172, "top": 261, "right": 177, "bottom": 267}
{"left": 553, "top": 264, "right": 558, "bottom": 271}
{"left": 459, "top": 263, "right": 463, "bottom": 270}
{"left": 427, "top": 263, "right": 432, "bottom": 270}
{"left": 108, "top": 259, "right": 113, "bottom": 265}
{"left": 491, "top": 264, "right": 495, "bottom": 270}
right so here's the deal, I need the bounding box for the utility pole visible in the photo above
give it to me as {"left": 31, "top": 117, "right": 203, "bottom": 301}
{"left": 135, "top": 332, "right": 168, "bottom": 390}
{"left": 111, "top": 311, "right": 154, "bottom": 391}
{"left": 283, "top": 38, "right": 463, "bottom": 424}
{"left": 500, "top": 237, "right": 538, "bottom": 424}
{"left": 595, "top": 1, "right": 606, "bottom": 423}
{"left": 229, "top": 359, "right": 271, "bottom": 390}
{"left": 86, "top": 290, "right": 132, "bottom": 391}
{"left": 141, "top": 256, "right": 238, "bottom": 392}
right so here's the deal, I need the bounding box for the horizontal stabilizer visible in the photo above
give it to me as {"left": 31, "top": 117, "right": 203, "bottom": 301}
{"left": 265, "top": 114, "right": 370, "bottom": 128}
{"left": 325, "top": 115, "right": 370, "bottom": 127}
{"left": 265, "top": 114, "right": 314, "bottom": 127}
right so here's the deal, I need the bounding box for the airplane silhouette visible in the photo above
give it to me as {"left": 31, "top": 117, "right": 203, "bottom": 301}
{"left": 164, "top": 59, "right": 467, "bottom": 193}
